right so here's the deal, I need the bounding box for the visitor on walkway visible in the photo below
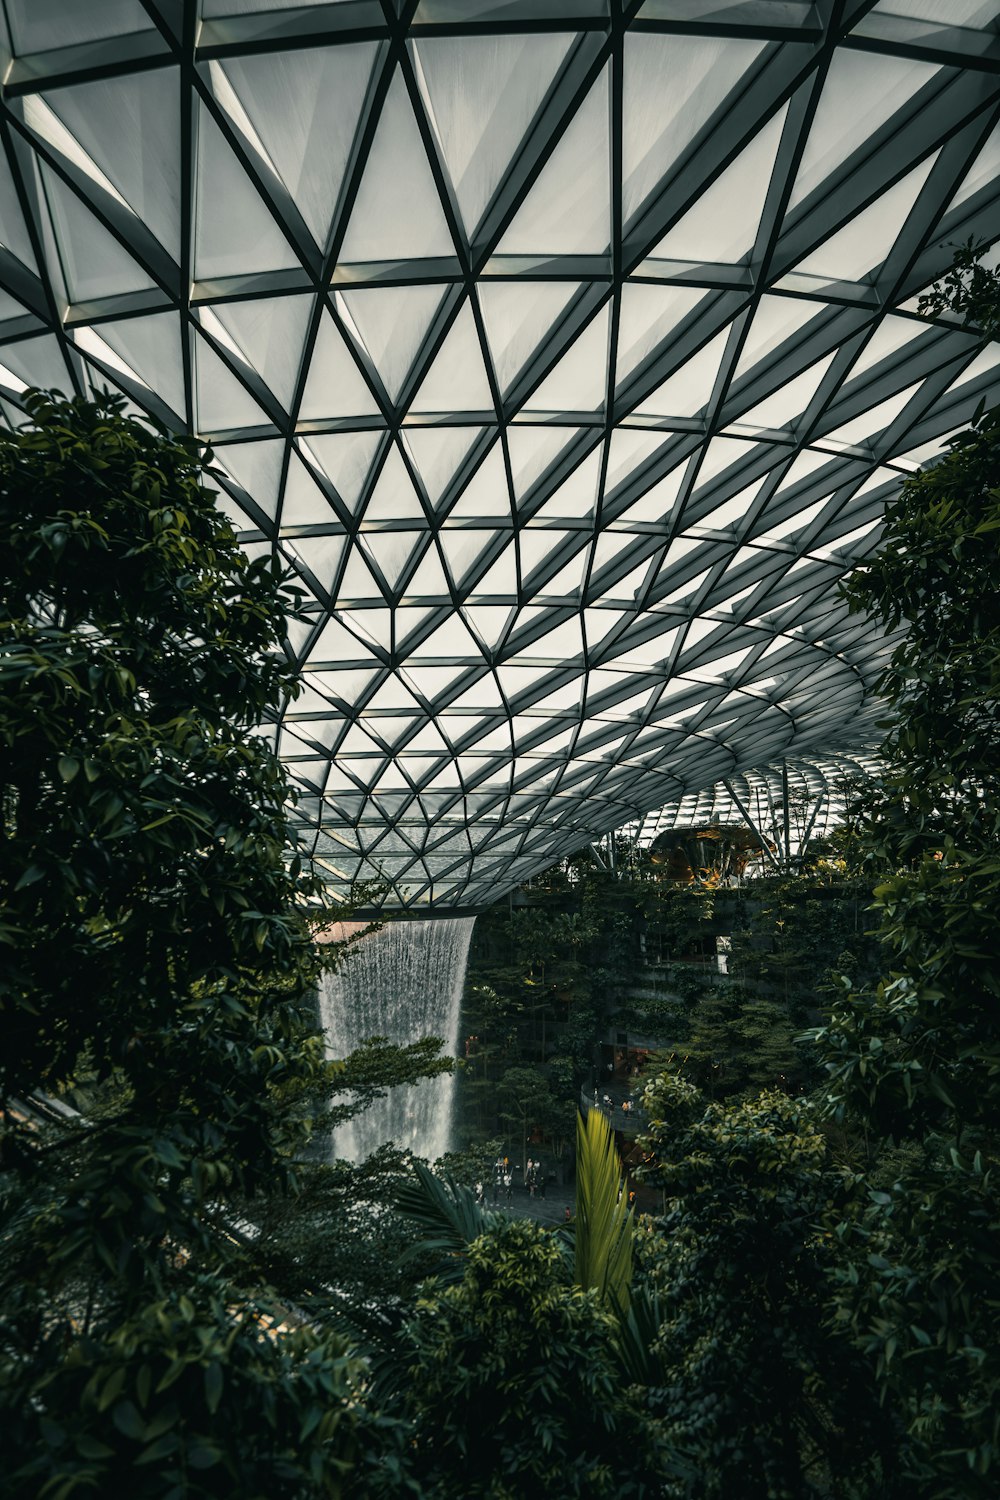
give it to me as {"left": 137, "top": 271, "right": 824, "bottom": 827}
{"left": 503, "top": 1171, "right": 513, "bottom": 1205}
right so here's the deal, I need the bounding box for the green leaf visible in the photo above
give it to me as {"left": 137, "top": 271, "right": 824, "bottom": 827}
{"left": 75, "top": 1434, "right": 115, "bottom": 1460}
{"left": 135, "top": 1434, "right": 180, "bottom": 1466}
{"left": 58, "top": 755, "right": 80, "bottom": 782}
{"left": 136, "top": 1363, "right": 152, "bottom": 1409}
{"left": 186, "top": 1439, "right": 222, "bottom": 1470}
{"left": 204, "top": 1362, "right": 223, "bottom": 1415}
{"left": 574, "top": 1107, "right": 634, "bottom": 1316}
{"left": 143, "top": 1406, "right": 178, "bottom": 1441}
{"left": 97, "top": 1366, "right": 127, "bottom": 1412}
{"left": 112, "top": 1400, "right": 145, "bottom": 1440}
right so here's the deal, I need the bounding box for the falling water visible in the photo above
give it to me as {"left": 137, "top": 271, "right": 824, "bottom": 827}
{"left": 317, "top": 916, "right": 476, "bottom": 1163}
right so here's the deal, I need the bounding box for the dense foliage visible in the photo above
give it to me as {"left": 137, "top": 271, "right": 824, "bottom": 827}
{"left": 0, "top": 392, "right": 417, "bottom": 1495}
{"left": 456, "top": 860, "right": 879, "bottom": 1159}
{"left": 399, "top": 1217, "right": 665, "bottom": 1498}
{"left": 811, "top": 378, "right": 1000, "bottom": 1491}
{"left": 636, "top": 1076, "right": 892, "bottom": 1498}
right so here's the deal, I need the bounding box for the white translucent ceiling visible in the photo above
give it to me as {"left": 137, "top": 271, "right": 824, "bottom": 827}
{"left": 634, "top": 750, "right": 884, "bottom": 866}
{"left": 0, "top": 1, "right": 998, "bottom": 908}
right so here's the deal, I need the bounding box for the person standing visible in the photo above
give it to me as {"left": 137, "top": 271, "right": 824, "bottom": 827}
{"left": 503, "top": 1170, "right": 512, "bottom": 1206}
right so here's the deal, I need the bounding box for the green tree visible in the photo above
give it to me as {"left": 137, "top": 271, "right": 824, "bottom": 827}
{"left": 672, "top": 985, "right": 811, "bottom": 1100}
{"left": 0, "top": 391, "right": 392, "bottom": 1494}
{"left": 917, "top": 238, "right": 1000, "bottom": 342}
{"left": 810, "top": 256, "right": 1000, "bottom": 1492}
{"left": 0, "top": 1273, "right": 408, "bottom": 1500}
{"left": 494, "top": 1064, "right": 545, "bottom": 1161}
{"left": 397, "top": 1216, "right": 668, "bottom": 1498}
{"left": 635, "top": 1074, "right": 893, "bottom": 1499}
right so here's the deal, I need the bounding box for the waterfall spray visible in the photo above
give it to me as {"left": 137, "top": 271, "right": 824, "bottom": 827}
{"left": 317, "top": 916, "right": 475, "bottom": 1163}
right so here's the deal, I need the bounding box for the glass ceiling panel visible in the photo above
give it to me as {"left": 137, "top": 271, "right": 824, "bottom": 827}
{"left": 337, "top": 283, "right": 447, "bottom": 403}
{"left": 649, "top": 105, "right": 787, "bottom": 266}
{"left": 7, "top": 0, "right": 153, "bottom": 51}
{"left": 39, "top": 70, "right": 181, "bottom": 257}
{"left": 408, "top": 301, "right": 494, "bottom": 414}
{"left": 195, "top": 106, "right": 298, "bottom": 280}
{"left": 41, "top": 165, "right": 157, "bottom": 301}
{"left": 622, "top": 32, "right": 767, "bottom": 225}
{"left": 338, "top": 74, "right": 454, "bottom": 265}
{"left": 478, "top": 279, "right": 582, "bottom": 394}
{"left": 792, "top": 155, "right": 938, "bottom": 285}
{"left": 873, "top": 0, "right": 997, "bottom": 26}
{"left": 787, "top": 49, "right": 939, "bottom": 211}
{"left": 412, "top": 32, "right": 574, "bottom": 239}
{"left": 1, "top": 2, "right": 993, "bottom": 907}
{"left": 495, "top": 65, "right": 611, "bottom": 256}
{"left": 215, "top": 43, "right": 377, "bottom": 249}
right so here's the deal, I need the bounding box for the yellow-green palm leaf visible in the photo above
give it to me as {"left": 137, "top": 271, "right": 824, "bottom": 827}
{"left": 573, "top": 1108, "right": 634, "bottom": 1316}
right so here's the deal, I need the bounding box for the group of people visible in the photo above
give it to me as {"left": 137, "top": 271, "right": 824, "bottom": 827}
{"left": 474, "top": 1155, "right": 546, "bottom": 1207}
{"left": 491, "top": 1158, "right": 513, "bottom": 1205}
{"left": 595, "top": 1091, "right": 636, "bottom": 1123}
{"left": 472, "top": 1157, "right": 512, "bottom": 1207}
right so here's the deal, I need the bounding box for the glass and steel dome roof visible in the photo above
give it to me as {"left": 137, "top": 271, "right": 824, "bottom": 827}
{"left": 633, "top": 750, "right": 883, "bottom": 867}
{"left": 0, "top": 1, "right": 998, "bottom": 908}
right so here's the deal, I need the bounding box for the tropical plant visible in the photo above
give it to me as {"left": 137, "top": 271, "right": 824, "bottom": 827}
{"left": 809, "top": 254, "right": 1000, "bottom": 1493}
{"left": 395, "top": 1160, "right": 495, "bottom": 1281}
{"left": 0, "top": 1273, "right": 408, "bottom": 1500}
{"left": 396, "top": 1216, "right": 670, "bottom": 1498}
{"left": 634, "top": 1073, "right": 895, "bottom": 1498}
{"left": 0, "top": 390, "right": 407, "bottom": 1494}
{"left": 573, "top": 1106, "right": 634, "bottom": 1315}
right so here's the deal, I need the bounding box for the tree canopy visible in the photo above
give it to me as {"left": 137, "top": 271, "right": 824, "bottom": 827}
{"left": 0, "top": 391, "right": 385, "bottom": 1496}
{"left": 811, "top": 253, "right": 1000, "bottom": 1492}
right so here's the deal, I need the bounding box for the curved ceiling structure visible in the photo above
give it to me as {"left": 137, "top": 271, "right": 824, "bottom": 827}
{"left": 633, "top": 750, "right": 883, "bottom": 867}
{"left": 0, "top": 1, "right": 998, "bottom": 908}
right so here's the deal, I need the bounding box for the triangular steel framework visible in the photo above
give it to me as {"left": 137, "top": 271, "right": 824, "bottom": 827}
{"left": 633, "top": 749, "right": 883, "bottom": 869}
{"left": 0, "top": 0, "right": 998, "bottom": 908}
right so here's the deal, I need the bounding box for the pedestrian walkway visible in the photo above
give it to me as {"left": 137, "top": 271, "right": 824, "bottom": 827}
{"left": 580, "top": 1083, "right": 646, "bottom": 1137}
{"left": 482, "top": 1174, "right": 574, "bottom": 1226}
{"left": 508, "top": 1179, "right": 575, "bottom": 1227}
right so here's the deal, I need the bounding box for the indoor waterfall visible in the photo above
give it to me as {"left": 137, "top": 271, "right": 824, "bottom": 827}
{"left": 317, "top": 916, "right": 476, "bottom": 1164}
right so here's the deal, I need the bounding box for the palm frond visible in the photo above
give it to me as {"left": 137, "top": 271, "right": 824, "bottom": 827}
{"left": 614, "top": 1282, "right": 668, "bottom": 1384}
{"left": 573, "top": 1107, "right": 634, "bottom": 1315}
{"left": 395, "top": 1161, "right": 492, "bottom": 1279}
